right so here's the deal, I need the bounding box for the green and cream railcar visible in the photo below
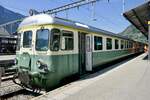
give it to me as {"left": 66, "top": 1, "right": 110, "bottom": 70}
{"left": 14, "top": 14, "right": 143, "bottom": 90}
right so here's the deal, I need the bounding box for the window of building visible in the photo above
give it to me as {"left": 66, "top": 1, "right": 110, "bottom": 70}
{"left": 121, "top": 40, "right": 124, "bottom": 49}
{"left": 50, "top": 28, "right": 61, "bottom": 51}
{"left": 23, "top": 31, "right": 32, "bottom": 48}
{"left": 106, "top": 38, "right": 112, "bottom": 50}
{"left": 61, "top": 30, "right": 74, "bottom": 50}
{"left": 94, "top": 36, "right": 103, "bottom": 50}
{"left": 1, "top": 39, "right": 8, "bottom": 43}
{"left": 115, "top": 39, "right": 119, "bottom": 49}
{"left": 36, "top": 29, "right": 49, "bottom": 51}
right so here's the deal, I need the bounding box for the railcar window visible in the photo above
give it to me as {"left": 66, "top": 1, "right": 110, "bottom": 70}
{"left": 50, "top": 28, "right": 60, "bottom": 51}
{"left": 23, "top": 31, "right": 32, "bottom": 48}
{"left": 127, "top": 41, "right": 128, "bottom": 48}
{"left": 130, "top": 42, "right": 132, "bottom": 48}
{"left": 124, "top": 41, "right": 127, "bottom": 49}
{"left": 127, "top": 41, "right": 130, "bottom": 48}
{"left": 126, "top": 41, "right": 128, "bottom": 48}
{"left": 121, "top": 40, "right": 124, "bottom": 49}
{"left": 36, "top": 29, "right": 49, "bottom": 51}
{"left": 126, "top": 41, "right": 127, "bottom": 48}
{"left": 16, "top": 33, "right": 21, "bottom": 50}
{"left": 115, "top": 39, "right": 119, "bottom": 49}
{"left": 131, "top": 42, "right": 133, "bottom": 48}
{"left": 61, "top": 30, "right": 74, "bottom": 50}
{"left": 106, "top": 38, "right": 112, "bottom": 50}
{"left": 94, "top": 36, "right": 103, "bottom": 50}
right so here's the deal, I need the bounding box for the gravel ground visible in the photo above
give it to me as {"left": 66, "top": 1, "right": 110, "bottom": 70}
{"left": 0, "top": 80, "right": 22, "bottom": 96}
{"left": 1, "top": 90, "right": 40, "bottom": 100}
{"left": 0, "top": 80, "right": 41, "bottom": 100}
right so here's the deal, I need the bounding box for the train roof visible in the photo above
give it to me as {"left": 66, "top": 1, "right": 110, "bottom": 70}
{"left": 19, "top": 14, "right": 132, "bottom": 41}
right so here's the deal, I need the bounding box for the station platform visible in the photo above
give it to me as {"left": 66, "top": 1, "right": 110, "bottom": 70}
{"left": 0, "top": 55, "right": 16, "bottom": 61}
{"left": 33, "top": 53, "right": 150, "bottom": 100}
{"left": 0, "top": 55, "right": 16, "bottom": 65}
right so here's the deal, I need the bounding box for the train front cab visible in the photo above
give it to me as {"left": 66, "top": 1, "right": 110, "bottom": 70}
{"left": 15, "top": 24, "right": 93, "bottom": 89}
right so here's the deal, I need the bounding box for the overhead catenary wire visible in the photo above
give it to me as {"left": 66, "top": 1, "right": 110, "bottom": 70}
{"left": 82, "top": 2, "right": 122, "bottom": 29}
{"left": 91, "top": 2, "right": 96, "bottom": 21}
{"left": 0, "top": 0, "right": 123, "bottom": 33}
{"left": 40, "top": 0, "right": 99, "bottom": 14}
{"left": 73, "top": 4, "right": 121, "bottom": 32}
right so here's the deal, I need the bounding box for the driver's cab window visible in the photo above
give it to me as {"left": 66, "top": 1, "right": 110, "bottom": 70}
{"left": 23, "top": 31, "right": 32, "bottom": 48}
{"left": 36, "top": 29, "right": 49, "bottom": 51}
{"left": 50, "top": 28, "right": 60, "bottom": 51}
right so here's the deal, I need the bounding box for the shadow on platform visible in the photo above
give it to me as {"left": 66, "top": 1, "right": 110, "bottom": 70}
{"left": 143, "top": 55, "right": 148, "bottom": 60}
{"left": 80, "top": 53, "right": 142, "bottom": 80}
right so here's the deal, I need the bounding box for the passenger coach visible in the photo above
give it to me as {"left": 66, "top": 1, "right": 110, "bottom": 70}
{"left": 14, "top": 14, "right": 145, "bottom": 90}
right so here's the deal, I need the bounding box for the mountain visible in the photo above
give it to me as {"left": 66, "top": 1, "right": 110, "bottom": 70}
{"left": 0, "top": 5, "right": 25, "bottom": 24}
{"left": 119, "top": 25, "right": 147, "bottom": 43}
{"left": 0, "top": 5, "right": 25, "bottom": 36}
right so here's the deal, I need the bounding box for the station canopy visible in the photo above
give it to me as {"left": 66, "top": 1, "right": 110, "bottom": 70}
{"left": 123, "top": 1, "right": 150, "bottom": 38}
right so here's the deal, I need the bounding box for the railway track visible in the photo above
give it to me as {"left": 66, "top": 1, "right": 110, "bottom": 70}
{"left": 0, "top": 80, "right": 22, "bottom": 96}
{"left": 0, "top": 79, "right": 42, "bottom": 100}
{"left": 1, "top": 68, "right": 16, "bottom": 82}
{"left": 0, "top": 56, "right": 41, "bottom": 100}
{"left": 0, "top": 89, "right": 41, "bottom": 100}
{"left": 0, "top": 58, "right": 16, "bottom": 82}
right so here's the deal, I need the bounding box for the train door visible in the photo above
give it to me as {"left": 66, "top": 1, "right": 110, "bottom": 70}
{"left": 86, "top": 34, "right": 92, "bottom": 71}
{"left": 78, "top": 32, "right": 86, "bottom": 74}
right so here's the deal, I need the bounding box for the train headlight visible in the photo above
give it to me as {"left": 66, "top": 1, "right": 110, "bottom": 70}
{"left": 14, "top": 58, "right": 18, "bottom": 65}
{"left": 36, "top": 59, "right": 48, "bottom": 72}
{"left": 36, "top": 60, "right": 41, "bottom": 67}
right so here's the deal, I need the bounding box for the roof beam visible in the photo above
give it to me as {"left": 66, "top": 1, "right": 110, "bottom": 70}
{"left": 131, "top": 9, "right": 148, "bottom": 37}
{"left": 123, "top": 13, "right": 147, "bottom": 37}
{"left": 132, "top": 9, "right": 147, "bottom": 32}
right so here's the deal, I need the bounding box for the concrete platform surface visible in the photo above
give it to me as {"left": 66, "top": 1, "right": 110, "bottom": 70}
{"left": 0, "top": 55, "right": 16, "bottom": 61}
{"left": 32, "top": 53, "right": 150, "bottom": 100}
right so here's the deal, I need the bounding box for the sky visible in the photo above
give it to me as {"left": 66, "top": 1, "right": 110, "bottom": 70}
{"left": 0, "top": 0, "right": 147, "bottom": 33}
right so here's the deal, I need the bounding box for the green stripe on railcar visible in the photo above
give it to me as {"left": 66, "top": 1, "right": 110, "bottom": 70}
{"left": 92, "top": 50, "right": 132, "bottom": 67}
{"left": 16, "top": 49, "right": 132, "bottom": 88}
{"left": 16, "top": 53, "right": 79, "bottom": 88}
